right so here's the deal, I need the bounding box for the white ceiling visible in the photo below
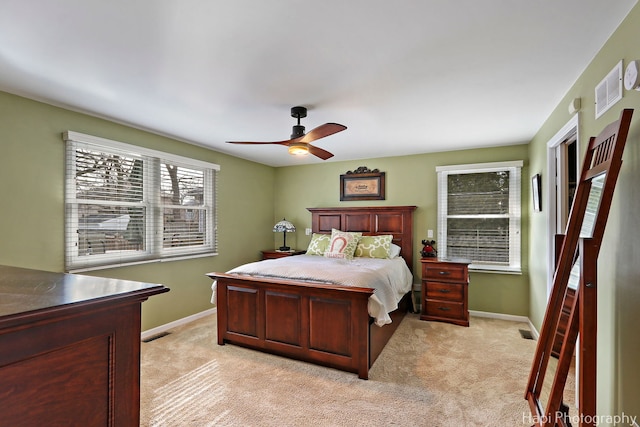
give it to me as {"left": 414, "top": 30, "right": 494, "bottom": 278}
{"left": 0, "top": 1, "right": 636, "bottom": 167}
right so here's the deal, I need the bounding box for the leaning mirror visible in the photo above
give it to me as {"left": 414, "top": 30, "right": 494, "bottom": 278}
{"left": 525, "top": 109, "right": 633, "bottom": 427}
{"left": 535, "top": 171, "right": 604, "bottom": 420}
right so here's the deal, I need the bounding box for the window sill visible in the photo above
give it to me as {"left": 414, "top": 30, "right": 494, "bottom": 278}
{"left": 469, "top": 266, "right": 522, "bottom": 275}
{"left": 67, "top": 252, "right": 218, "bottom": 273}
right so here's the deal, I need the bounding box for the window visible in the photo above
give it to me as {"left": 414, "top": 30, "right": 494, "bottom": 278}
{"left": 64, "top": 131, "right": 219, "bottom": 272}
{"left": 436, "top": 161, "right": 522, "bottom": 273}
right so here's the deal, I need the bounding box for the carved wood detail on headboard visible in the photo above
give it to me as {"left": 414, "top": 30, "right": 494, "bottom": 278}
{"left": 307, "top": 206, "right": 417, "bottom": 273}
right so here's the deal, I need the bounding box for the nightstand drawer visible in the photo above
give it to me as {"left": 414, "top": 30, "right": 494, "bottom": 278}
{"left": 424, "top": 281, "right": 464, "bottom": 302}
{"left": 424, "top": 264, "right": 467, "bottom": 282}
{"left": 424, "top": 300, "right": 465, "bottom": 320}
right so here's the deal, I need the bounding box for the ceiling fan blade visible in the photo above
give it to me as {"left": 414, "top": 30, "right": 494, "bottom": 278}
{"left": 299, "top": 123, "right": 346, "bottom": 143}
{"left": 307, "top": 144, "right": 334, "bottom": 160}
{"left": 226, "top": 140, "right": 290, "bottom": 145}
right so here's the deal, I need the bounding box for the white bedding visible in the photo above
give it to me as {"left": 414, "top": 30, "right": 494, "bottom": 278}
{"left": 211, "top": 254, "right": 412, "bottom": 326}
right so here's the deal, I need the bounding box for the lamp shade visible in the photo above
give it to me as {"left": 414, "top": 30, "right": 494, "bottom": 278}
{"left": 273, "top": 219, "right": 296, "bottom": 233}
{"left": 273, "top": 218, "right": 295, "bottom": 251}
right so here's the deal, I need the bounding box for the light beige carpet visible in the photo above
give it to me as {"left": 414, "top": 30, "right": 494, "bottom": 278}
{"left": 140, "top": 313, "right": 561, "bottom": 426}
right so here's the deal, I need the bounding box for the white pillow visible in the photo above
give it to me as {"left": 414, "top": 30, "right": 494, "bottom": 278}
{"left": 389, "top": 243, "right": 401, "bottom": 259}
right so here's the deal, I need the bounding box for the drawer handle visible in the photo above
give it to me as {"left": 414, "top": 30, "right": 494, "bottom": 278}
{"left": 438, "top": 271, "right": 450, "bottom": 275}
{"left": 439, "top": 289, "right": 451, "bottom": 293}
{"left": 438, "top": 306, "right": 451, "bottom": 311}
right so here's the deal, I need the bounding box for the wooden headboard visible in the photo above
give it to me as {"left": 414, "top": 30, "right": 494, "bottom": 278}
{"left": 307, "top": 206, "right": 417, "bottom": 273}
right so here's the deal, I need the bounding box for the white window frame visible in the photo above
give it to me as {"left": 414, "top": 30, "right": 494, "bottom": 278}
{"left": 436, "top": 160, "right": 522, "bottom": 274}
{"left": 64, "top": 131, "right": 219, "bottom": 272}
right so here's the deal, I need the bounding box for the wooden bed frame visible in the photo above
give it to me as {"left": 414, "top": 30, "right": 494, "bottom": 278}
{"left": 207, "top": 205, "right": 416, "bottom": 379}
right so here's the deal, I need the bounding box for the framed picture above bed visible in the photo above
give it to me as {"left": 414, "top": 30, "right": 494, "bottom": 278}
{"left": 340, "top": 166, "right": 385, "bottom": 201}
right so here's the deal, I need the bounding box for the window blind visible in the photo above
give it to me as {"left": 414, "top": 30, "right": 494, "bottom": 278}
{"left": 64, "top": 131, "right": 219, "bottom": 272}
{"left": 437, "top": 161, "right": 522, "bottom": 273}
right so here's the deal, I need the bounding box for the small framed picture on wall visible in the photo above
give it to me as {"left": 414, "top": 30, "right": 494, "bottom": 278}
{"left": 532, "top": 174, "right": 542, "bottom": 212}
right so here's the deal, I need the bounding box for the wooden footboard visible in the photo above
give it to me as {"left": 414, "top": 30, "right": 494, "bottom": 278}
{"left": 209, "top": 272, "right": 375, "bottom": 379}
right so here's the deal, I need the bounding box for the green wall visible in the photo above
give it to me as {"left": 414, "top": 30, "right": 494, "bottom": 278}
{"left": 527, "top": 3, "right": 640, "bottom": 423}
{"left": 0, "top": 90, "right": 276, "bottom": 331}
{"left": 274, "top": 144, "right": 530, "bottom": 317}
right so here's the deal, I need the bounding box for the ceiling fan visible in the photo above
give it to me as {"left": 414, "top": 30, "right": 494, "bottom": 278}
{"left": 226, "top": 106, "right": 346, "bottom": 160}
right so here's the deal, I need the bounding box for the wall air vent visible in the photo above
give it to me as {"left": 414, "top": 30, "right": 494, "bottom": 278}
{"left": 141, "top": 331, "right": 170, "bottom": 343}
{"left": 595, "top": 60, "right": 623, "bottom": 119}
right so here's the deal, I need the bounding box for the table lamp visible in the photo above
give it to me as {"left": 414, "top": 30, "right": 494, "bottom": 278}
{"left": 273, "top": 218, "right": 295, "bottom": 251}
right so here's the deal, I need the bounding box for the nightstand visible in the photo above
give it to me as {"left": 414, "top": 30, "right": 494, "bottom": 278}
{"left": 420, "top": 257, "right": 471, "bottom": 327}
{"left": 261, "top": 249, "right": 306, "bottom": 260}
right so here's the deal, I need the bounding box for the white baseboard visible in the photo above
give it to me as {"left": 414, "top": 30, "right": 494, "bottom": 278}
{"left": 469, "top": 310, "right": 539, "bottom": 339}
{"left": 142, "top": 308, "right": 541, "bottom": 341}
{"left": 469, "top": 309, "right": 529, "bottom": 323}
{"left": 141, "top": 308, "right": 216, "bottom": 341}
{"left": 526, "top": 318, "right": 540, "bottom": 340}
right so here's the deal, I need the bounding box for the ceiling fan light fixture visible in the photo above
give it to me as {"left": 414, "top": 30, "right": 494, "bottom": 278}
{"left": 288, "top": 143, "right": 309, "bottom": 156}
{"left": 226, "top": 105, "right": 344, "bottom": 160}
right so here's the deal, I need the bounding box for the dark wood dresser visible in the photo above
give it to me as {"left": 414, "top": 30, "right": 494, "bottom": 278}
{"left": 420, "top": 258, "right": 471, "bottom": 327}
{"left": 0, "top": 265, "right": 168, "bottom": 426}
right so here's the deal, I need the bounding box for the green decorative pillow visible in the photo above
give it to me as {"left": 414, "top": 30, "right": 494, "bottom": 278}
{"left": 306, "top": 233, "right": 331, "bottom": 256}
{"left": 324, "top": 229, "right": 362, "bottom": 260}
{"left": 355, "top": 235, "right": 393, "bottom": 259}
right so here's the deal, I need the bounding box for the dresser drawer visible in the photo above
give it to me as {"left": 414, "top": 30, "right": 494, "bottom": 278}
{"left": 424, "top": 300, "right": 465, "bottom": 320}
{"left": 424, "top": 281, "right": 464, "bottom": 302}
{"left": 423, "top": 264, "right": 467, "bottom": 282}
